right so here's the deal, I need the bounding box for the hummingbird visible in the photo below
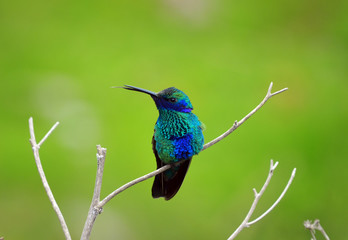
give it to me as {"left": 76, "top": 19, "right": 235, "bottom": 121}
{"left": 121, "top": 85, "right": 204, "bottom": 200}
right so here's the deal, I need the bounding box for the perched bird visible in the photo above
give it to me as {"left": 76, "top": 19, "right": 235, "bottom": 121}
{"left": 121, "top": 85, "right": 204, "bottom": 200}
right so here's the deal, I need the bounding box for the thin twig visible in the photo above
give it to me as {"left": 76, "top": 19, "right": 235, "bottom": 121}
{"left": 81, "top": 145, "right": 107, "bottom": 240}
{"left": 37, "top": 121, "right": 60, "bottom": 147}
{"left": 248, "top": 167, "right": 296, "bottom": 225}
{"left": 80, "top": 147, "right": 172, "bottom": 239}
{"left": 98, "top": 164, "right": 171, "bottom": 208}
{"left": 228, "top": 160, "right": 296, "bottom": 240}
{"left": 304, "top": 219, "right": 330, "bottom": 240}
{"left": 28, "top": 117, "right": 71, "bottom": 240}
{"left": 202, "top": 82, "right": 288, "bottom": 151}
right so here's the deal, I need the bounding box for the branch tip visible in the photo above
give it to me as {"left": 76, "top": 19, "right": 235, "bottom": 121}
{"left": 292, "top": 168, "right": 297, "bottom": 176}
{"left": 96, "top": 144, "right": 107, "bottom": 154}
{"left": 37, "top": 121, "right": 60, "bottom": 147}
{"left": 268, "top": 82, "right": 273, "bottom": 93}
{"left": 271, "top": 87, "right": 288, "bottom": 97}
{"left": 253, "top": 188, "right": 258, "bottom": 197}
{"left": 288, "top": 168, "right": 297, "bottom": 180}
{"left": 202, "top": 82, "right": 287, "bottom": 151}
{"left": 304, "top": 219, "right": 329, "bottom": 240}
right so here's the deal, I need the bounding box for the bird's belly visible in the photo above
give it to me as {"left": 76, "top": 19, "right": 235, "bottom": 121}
{"left": 156, "top": 133, "right": 196, "bottom": 164}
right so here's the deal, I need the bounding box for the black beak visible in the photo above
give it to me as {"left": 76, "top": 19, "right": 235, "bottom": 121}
{"left": 115, "top": 85, "right": 158, "bottom": 97}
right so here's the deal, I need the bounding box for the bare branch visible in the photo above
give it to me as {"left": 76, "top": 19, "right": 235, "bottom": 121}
{"left": 98, "top": 164, "right": 171, "bottom": 208}
{"left": 304, "top": 219, "right": 330, "bottom": 240}
{"left": 28, "top": 117, "right": 71, "bottom": 240}
{"left": 202, "top": 82, "right": 288, "bottom": 151}
{"left": 228, "top": 160, "right": 278, "bottom": 239}
{"left": 228, "top": 160, "right": 296, "bottom": 240}
{"left": 81, "top": 145, "right": 107, "bottom": 240}
{"left": 80, "top": 149, "right": 175, "bottom": 239}
{"left": 248, "top": 168, "right": 296, "bottom": 225}
{"left": 304, "top": 220, "right": 318, "bottom": 240}
{"left": 38, "top": 121, "right": 60, "bottom": 147}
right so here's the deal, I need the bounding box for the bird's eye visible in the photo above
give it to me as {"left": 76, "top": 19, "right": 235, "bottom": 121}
{"left": 169, "top": 98, "right": 177, "bottom": 103}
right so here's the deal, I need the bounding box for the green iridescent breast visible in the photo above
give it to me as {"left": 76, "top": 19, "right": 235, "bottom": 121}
{"left": 154, "top": 109, "right": 204, "bottom": 163}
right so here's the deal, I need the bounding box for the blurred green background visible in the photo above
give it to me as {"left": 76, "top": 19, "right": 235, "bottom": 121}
{"left": 0, "top": 0, "right": 347, "bottom": 239}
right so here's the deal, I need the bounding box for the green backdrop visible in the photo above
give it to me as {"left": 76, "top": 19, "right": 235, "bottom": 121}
{"left": 1, "top": 0, "right": 347, "bottom": 239}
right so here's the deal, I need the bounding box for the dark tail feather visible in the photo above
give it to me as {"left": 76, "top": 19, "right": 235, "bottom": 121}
{"left": 152, "top": 159, "right": 191, "bottom": 200}
{"left": 152, "top": 161, "right": 165, "bottom": 198}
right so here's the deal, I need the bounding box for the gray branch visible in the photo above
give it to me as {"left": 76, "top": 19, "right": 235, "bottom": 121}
{"left": 203, "top": 82, "right": 288, "bottom": 150}
{"left": 228, "top": 160, "right": 296, "bottom": 240}
{"left": 80, "top": 147, "right": 172, "bottom": 239}
{"left": 28, "top": 117, "right": 71, "bottom": 240}
{"left": 80, "top": 145, "right": 107, "bottom": 240}
{"left": 98, "top": 164, "right": 171, "bottom": 208}
{"left": 304, "top": 219, "right": 330, "bottom": 240}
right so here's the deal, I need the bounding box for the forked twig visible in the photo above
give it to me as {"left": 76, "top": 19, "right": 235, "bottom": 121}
{"left": 304, "top": 219, "right": 330, "bottom": 240}
{"left": 28, "top": 117, "right": 71, "bottom": 240}
{"left": 228, "top": 160, "right": 296, "bottom": 239}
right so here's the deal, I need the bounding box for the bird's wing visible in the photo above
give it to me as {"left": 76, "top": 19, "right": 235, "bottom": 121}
{"left": 151, "top": 134, "right": 165, "bottom": 198}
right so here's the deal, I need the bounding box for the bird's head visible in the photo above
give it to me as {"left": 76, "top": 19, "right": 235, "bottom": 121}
{"left": 120, "top": 85, "right": 193, "bottom": 113}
